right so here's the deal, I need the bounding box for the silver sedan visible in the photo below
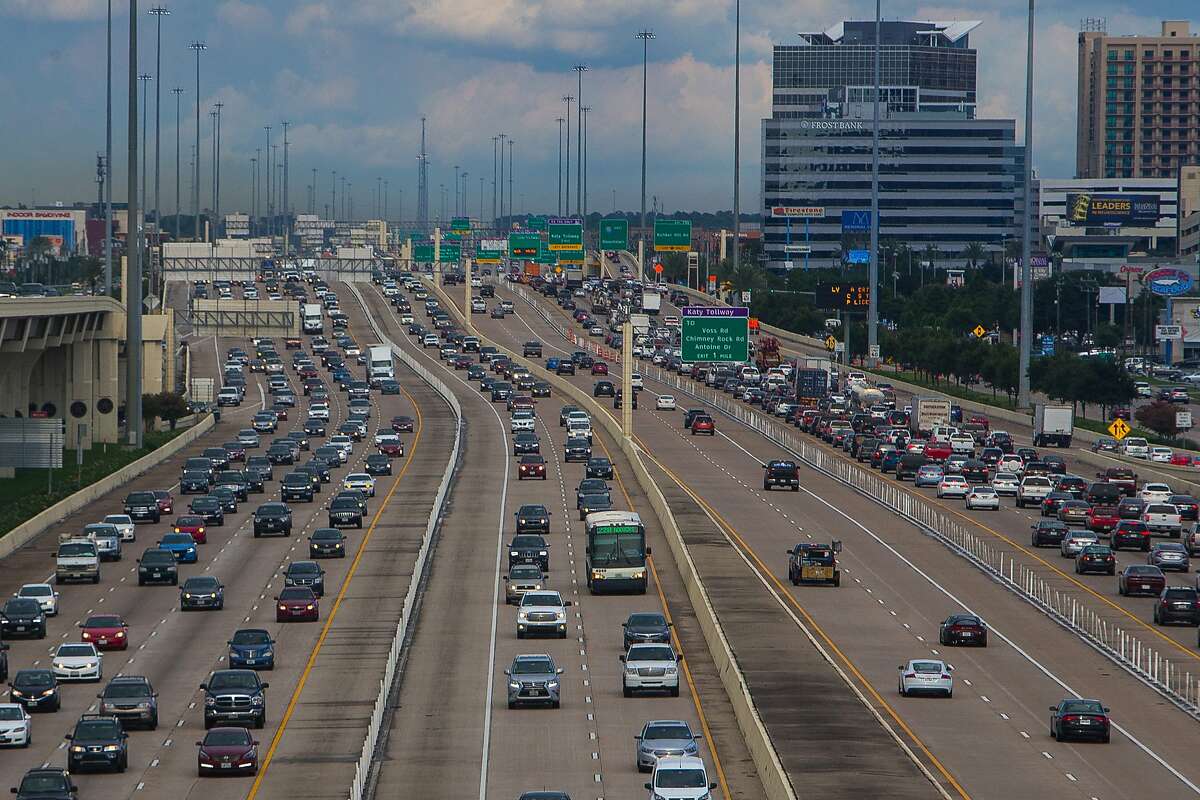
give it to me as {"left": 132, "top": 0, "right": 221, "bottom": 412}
{"left": 1060, "top": 531, "right": 1099, "bottom": 558}
{"left": 635, "top": 719, "right": 703, "bottom": 773}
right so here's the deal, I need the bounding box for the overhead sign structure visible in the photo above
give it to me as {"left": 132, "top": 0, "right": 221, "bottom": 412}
{"left": 771, "top": 206, "right": 824, "bottom": 218}
{"left": 438, "top": 242, "right": 461, "bottom": 263}
{"left": 412, "top": 243, "right": 435, "bottom": 262}
{"left": 526, "top": 215, "right": 548, "bottom": 232}
{"left": 536, "top": 241, "right": 558, "bottom": 265}
{"left": 1145, "top": 268, "right": 1194, "bottom": 297}
{"left": 547, "top": 217, "right": 583, "bottom": 251}
{"left": 1066, "top": 193, "right": 1160, "bottom": 226}
{"left": 558, "top": 251, "right": 586, "bottom": 265}
{"left": 653, "top": 219, "right": 692, "bottom": 252}
{"left": 816, "top": 282, "right": 871, "bottom": 310}
{"left": 450, "top": 217, "right": 471, "bottom": 234}
{"left": 840, "top": 210, "right": 871, "bottom": 232}
{"left": 681, "top": 306, "right": 749, "bottom": 363}
{"left": 599, "top": 219, "right": 629, "bottom": 251}
{"left": 476, "top": 247, "right": 504, "bottom": 265}
{"left": 1156, "top": 324, "right": 1183, "bottom": 341}
{"left": 508, "top": 231, "right": 541, "bottom": 258}
{"left": 1107, "top": 418, "right": 1131, "bottom": 441}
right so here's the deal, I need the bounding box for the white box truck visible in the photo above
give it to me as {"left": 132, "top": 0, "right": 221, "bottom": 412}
{"left": 1032, "top": 403, "right": 1074, "bottom": 448}
{"left": 302, "top": 303, "right": 323, "bottom": 334}
{"left": 368, "top": 345, "right": 394, "bottom": 383}
{"left": 641, "top": 290, "right": 662, "bottom": 315}
{"left": 909, "top": 396, "right": 952, "bottom": 437}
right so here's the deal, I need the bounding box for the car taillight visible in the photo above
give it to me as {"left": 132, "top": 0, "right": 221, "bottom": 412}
{"left": 941, "top": 674, "right": 952, "bottom": 680}
{"left": 904, "top": 673, "right": 916, "bottom": 679}
{"left": 1061, "top": 715, "right": 1078, "bottom": 723}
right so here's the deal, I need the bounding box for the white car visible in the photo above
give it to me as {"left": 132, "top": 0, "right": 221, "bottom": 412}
{"left": 936, "top": 476, "right": 969, "bottom": 499}
{"left": 15, "top": 583, "right": 58, "bottom": 616}
{"left": 51, "top": 642, "right": 102, "bottom": 682}
{"left": 990, "top": 472, "right": 1020, "bottom": 496}
{"left": 102, "top": 514, "right": 136, "bottom": 542}
{"left": 621, "top": 643, "right": 681, "bottom": 697}
{"left": 422, "top": 333, "right": 440, "bottom": 348}
{"left": 631, "top": 373, "right": 644, "bottom": 390}
{"left": 656, "top": 395, "right": 677, "bottom": 411}
{"left": 948, "top": 434, "right": 976, "bottom": 455}
{"left": 1016, "top": 475, "right": 1053, "bottom": 507}
{"left": 1139, "top": 482, "right": 1173, "bottom": 504}
{"left": 1150, "top": 447, "right": 1174, "bottom": 463}
{"left": 898, "top": 659, "right": 953, "bottom": 698}
{"left": 1121, "top": 437, "right": 1150, "bottom": 459}
{"left": 647, "top": 756, "right": 714, "bottom": 800}
{"left": 342, "top": 473, "right": 376, "bottom": 498}
{"left": 1143, "top": 502, "right": 1183, "bottom": 535}
{"left": 510, "top": 411, "right": 537, "bottom": 432}
{"left": 329, "top": 436, "right": 354, "bottom": 463}
{"left": 399, "top": 313, "right": 414, "bottom": 324}
{"left": 0, "top": 703, "right": 32, "bottom": 748}
{"left": 1060, "top": 531, "right": 1100, "bottom": 557}
{"left": 309, "top": 403, "right": 330, "bottom": 421}
{"left": 964, "top": 486, "right": 1000, "bottom": 510}
{"left": 1135, "top": 381, "right": 1152, "bottom": 398}
{"left": 516, "top": 591, "right": 572, "bottom": 639}
{"left": 998, "top": 454, "right": 1024, "bottom": 475}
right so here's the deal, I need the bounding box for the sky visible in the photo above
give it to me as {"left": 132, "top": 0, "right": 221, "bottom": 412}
{"left": 0, "top": 1, "right": 1188, "bottom": 217}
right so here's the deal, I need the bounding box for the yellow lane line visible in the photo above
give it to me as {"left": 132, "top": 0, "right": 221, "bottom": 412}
{"left": 637, "top": 440, "right": 971, "bottom": 800}
{"left": 245, "top": 384, "right": 427, "bottom": 799}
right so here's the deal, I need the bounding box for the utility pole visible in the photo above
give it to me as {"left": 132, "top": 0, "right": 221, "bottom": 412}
{"left": 637, "top": 29, "right": 655, "bottom": 279}
{"left": 281, "top": 121, "right": 289, "bottom": 253}
{"left": 1018, "top": 0, "right": 1036, "bottom": 407}
{"left": 127, "top": 0, "right": 143, "bottom": 447}
{"left": 492, "top": 135, "right": 499, "bottom": 230}
{"left": 498, "top": 133, "right": 507, "bottom": 227}
{"left": 209, "top": 110, "right": 217, "bottom": 220}
{"left": 214, "top": 102, "right": 224, "bottom": 230}
{"left": 189, "top": 40, "right": 206, "bottom": 242}
{"left": 508, "top": 139, "right": 514, "bottom": 228}
{"left": 417, "top": 116, "right": 429, "bottom": 229}
{"left": 171, "top": 87, "right": 183, "bottom": 240}
{"left": 731, "top": 1, "right": 741, "bottom": 279}
{"left": 556, "top": 118, "right": 564, "bottom": 216}
{"left": 563, "top": 96, "right": 573, "bottom": 214}
{"left": 104, "top": 0, "right": 113, "bottom": 294}
{"left": 149, "top": 5, "right": 169, "bottom": 281}
{"left": 867, "top": 0, "right": 881, "bottom": 364}
{"left": 263, "top": 127, "right": 272, "bottom": 233}
{"left": 581, "top": 106, "right": 589, "bottom": 226}
{"left": 573, "top": 65, "right": 587, "bottom": 218}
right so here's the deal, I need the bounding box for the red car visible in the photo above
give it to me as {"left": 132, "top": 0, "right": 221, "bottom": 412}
{"left": 173, "top": 515, "right": 208, "bottom": 544}
{"left": 275, "top": 587, "right": 319, "bottom": 622}
{"left": 454, "top": 356, "right": 472, "bottom": 370}
{"left": 197, "top": 727, "right": 259, "bottom": 776}
{"left": 1170, "top": 453, "right": 1196, "bottom": 467}
{"left": 80, "top": 614, "right": 129, "bottom": 650}
{"left": 391, "top": 416, "right": 415, "bottom": 433}
{"left": 591, "top": 362, "right": 609, "bottom": 375}
{"left": 378, "top": 440, "right": 404, "bottom": 458}
{"left": 298, "top": 366, "right": 318, "bottom": 380}
{"left": 285, "top": 337, "right": 303, "bottom": 349}
{"left": 518, "top": 455, "right": 547, "bottom": 480}
{"left": 1118, "top": 565, "right": 1166, "bottom": 596}
{"left": 691, "top": 416, "right": 716, "bottom": 436}
{"left": 1086, "top": 505, "right": 1119, "bottom": 534}
{"left": 153, "top": 490, "right": 175, "bottom": 514}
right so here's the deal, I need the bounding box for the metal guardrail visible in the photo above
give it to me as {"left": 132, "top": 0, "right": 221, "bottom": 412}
{"left": 515, "top": 282, "right": 1200, "bottom": 723}
{"left": 344, "top": 283, "right": 464, "bottom": 800}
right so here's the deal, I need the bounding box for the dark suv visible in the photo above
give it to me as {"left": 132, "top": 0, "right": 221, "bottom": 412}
{"left": 97, "top": 675, "right": 159, "bottom": 729}
{"left": 253, "top": 503, "right": 293, "bottom": 537}
{"left": 508, "top": 534, "right": 550, "bottom": 571}
{"left": 515, "top": 504, "right": 551, "bottom": 535}
{"left": 123, "top": 491, "right": 161, "bottom": 523}
{"left": 12, "top": 769, "right": 76, "bottom": 800}
{"left": 1, "top": 598, "right": 47, "bottom": 639}
{"left": 1030, "top": 520, "right": 1069, "bottom": 547}
{"left": 65, "top": 714, "right": 128, "bottom": 772}
{"left": 1154, "top": 587, "right": 1200, "bottom": 626}
{"left": 281, "top": 473, "right": 314, "bottom": 502}
{"left": 283, "top": 561, "right": 326, "bottom": 597}
{"left": 201, "top": 670, "right": 268, "bottom": 729}
{"left": 136, "top": 548, "right": 179, "bottom": 586}
{"left": 762, "top": 460, "right": 800, "bottom": 491}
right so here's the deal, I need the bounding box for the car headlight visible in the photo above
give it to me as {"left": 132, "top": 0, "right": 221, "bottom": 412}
{"left": 71, "top": 745, "right": 86, "bottom": 753}
{"left": 539, "top": 550, "right": 547, "bottom": 556}
{"left": 632, "top": 570, "right": 646, "bottom": 579}
{"left": 204, "top": 696, "right": 216, "bottom": 707}
{"left": 251, "top": 695, "right": 265, "bottom": 706}
{"left": 508, "top": 681, "right": 520, "bottom": 690}
{"left": 547, "top": 680, "right": 559, "bottom": 689}
{"left": 517, "top": 612, "right": 528, "bottom": 621}
{"left": 210, "top": 593, "right": 219, "bottom": 599}
{"left": 103, "top": 744, "right": 121, "bottom": 752}
{"left": 306, "top": 604, "right": 315, "bottom": 610}
{"left": 184, "top": 593, "right": 192, "bottom": 599}
{"left": 626, "top": 666, "right": 638, "bottom": 675}
{"left": 510, "top": 551, "right": 518, "bottom": 557}
{"left": 666, "top": 667, "right": 677, "bottom": 674}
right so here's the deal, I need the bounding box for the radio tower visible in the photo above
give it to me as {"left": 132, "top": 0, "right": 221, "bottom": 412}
{"left": 417, "top": 116, "right": 430, "bottom": 230}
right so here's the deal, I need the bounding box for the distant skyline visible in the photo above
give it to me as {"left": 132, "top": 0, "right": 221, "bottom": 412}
{"left": 0, "top": 2, "right": 1189, "bottom": 215}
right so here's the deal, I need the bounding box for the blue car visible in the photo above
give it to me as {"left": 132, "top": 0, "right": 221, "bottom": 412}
{"left": 546, "top": 356, "right": 561, "bottom": 371}
{"left": 227, "top": 628, "right": 275, "bottom": 670}
{"left": 157, "top": 532, "right": 198, "bottom": 563}
{"left": 914, "top": 465, "right": 945, "bottom": 488}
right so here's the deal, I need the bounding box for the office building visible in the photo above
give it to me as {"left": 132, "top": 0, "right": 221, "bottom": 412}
{"left": 762, "top": 19, "right": 1020, "bottom": 271}
{"left": 1077, "top": 20, "right": 1200, "bottom": 180}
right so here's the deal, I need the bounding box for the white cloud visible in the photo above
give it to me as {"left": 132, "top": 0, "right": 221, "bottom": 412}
{"left": 0, "top": 0, "right": 107, "bottom": 21}
{"left": 217, "top": 0, "right": 271, "bottom": 30}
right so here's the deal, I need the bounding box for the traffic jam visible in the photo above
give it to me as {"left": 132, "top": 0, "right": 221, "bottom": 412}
{"left": 1, "top": 276, "right": 415, "bottom": 793}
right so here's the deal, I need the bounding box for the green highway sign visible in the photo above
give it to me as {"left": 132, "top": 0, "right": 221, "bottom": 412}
{"left": 599, "top": 218, "right": 629, "bottom": 251}
{"left": 450, "top": 217, "right": 471, "bottom": 234}
{"left": 438, "top": 242, "right": 462, "bottom": 263}
{"left": 558, "top": 252, "right": 585, "bottom": 266}
{"left": 548, "top": 217, "right": 583, "bottom": 251}
{"left": 508, "top": 231, "right": 541, "bottom": 258}
{"left": 654, "top": 219, "right": 692, "bottom": 252}
{"left": 413, "top": 243, "right": 435, "bottom": 262}
{"left": 476, "top": 249, "right": 504, "bottom": 264}
{"left": 536, "top": 242, "right": 557, "bottom": 265}
{"left": 680, "top": 306, "right": 749, "bottom": 362}
{"left": 526, "top": 215, "right": 548, "bottom": 232}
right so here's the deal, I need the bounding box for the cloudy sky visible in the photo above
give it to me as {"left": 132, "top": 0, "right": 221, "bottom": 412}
{"left": 0, "top": 1, "right": 1186, "bottom": 217}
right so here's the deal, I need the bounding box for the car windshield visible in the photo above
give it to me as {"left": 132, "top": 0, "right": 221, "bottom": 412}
{"left": 509, "top": 566, "right": 541, "bottom": 580}
{"left": 628, "top": 614, "right": 666, "bottom": 629}
{"left": 162, "top": 533, "right": 193, "bottom": 545}
{"left": 184, "top": 578, "right": 220, "bottom": 591}
{"left": 5, "top": 599, "right": 41, "bottom": 615}
{"left": 290, "top": 562, "right": 320, "bottom": 574}
{"left": 74, "top": 719, "right": 120, "bottom": 739}
{"left": 1061, "top": 700, "right": 1104, "bottom": 714}
{"left": 57, "top": 644, "right": 95, "bottom": 657}
{"left": 231, "top": 630, "right": 271, "bottom": 646}
{"left": 331, "top": 499, "right": 359, "bottom": 511}
{"left": 521, "top": 593, "right": 560, "bottom": 607}
{"left": 511, "top": 658, "right": 554, "bottom": 675}
{"left": 629, "top": 646, "right": 675, "bottom": 662}
{"left": 103, "top": 681, "right": 149, "bottom": 698}
{"left": 279, "top": 587, "right": 313, "bottom": 601}
{"left": 1157, "top": 543, "right": 1187, "bottom": 553}
{"left": 18, "top": 585, "right": 52, "bottom": 598}
{"left": 18, "top": 775, "right": 69, "bottom": 792}
{"left": 0, "top": 706, "right": 24, "bottom": 720}
{"left": 58, "top": 542, "right": 95, "bottom": 557}
{"left": 512, "top": 535, "right": 545, "bottom": 548}
{"left": 205, "top": 729, "right": 252, "bottom": 747}
{"left": 209, "top": 672, "right": 260, "bottom": 690}
{"left": 912, "top": 661, "right": 944, "bottom": 674}
{"left": 644, "top": 723, "right": 692, "bottom": 740}
{"left": 85, "top": 616, "right": 122, "bottom": 628}
{"left": 656, "top": 768, "right": 708, "bottom": 789}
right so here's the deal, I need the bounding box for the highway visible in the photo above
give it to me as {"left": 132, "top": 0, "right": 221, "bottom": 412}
{"left": 346, "top": 282, "right": 765, "bottom": 800}
{"left": 451, "top": 272, "right": 1200, "bottom": 799}
{"left": 0, "top": 282, "right": 455, "bottom": 800}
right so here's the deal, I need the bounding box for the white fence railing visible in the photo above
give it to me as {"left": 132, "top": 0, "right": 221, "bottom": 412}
{"left": 345, "top": 283, "right": 464, "bottom": 800}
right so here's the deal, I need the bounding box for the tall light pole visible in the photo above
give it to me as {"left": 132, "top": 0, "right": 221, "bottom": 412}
{"left": 508, "top": 139, "right": 514, "bottom": 227}
{"left": 479, "top": 176, "right": 484, "bottom": 223}
{"left": 1018, "top": 0, "right": 1036, "bottom": 407}
{"left": 461, "top": 172, "right": 469, "bottom": 220}
{"left": 149, "top": 5, "right": 169, "bottom": 258}
{"left": 139, "top": 73, "right": 151, "bottom": 237}
{"left": 209, "top": 110, "right": 217, "bottom": 220}
{"left": 637, "top": 29, "right": 655, "bottom": 275}
{"left": 263, "top": 127, "right": 272, "bottom": 233}
{"left": 498, "top": 133, "right": 507, "bottom": 226}
{"left": 104, "top": 0, "right": 113, "bottom": 294}
{"left": 214, "top": 102, "right": 224, "bottom": 230}
{"left": 731, "top": 1, "right": 741, "bottom": 279}
{"left": 867, "top": 0, "right": 881, "bottom": 364}
{"left": 384, "top": 179, "right": 389, "bottom": 221}
{"left": 250, "top": 158, "right": 257, "bottom": 233}
{"left": 581, "top": 106, "right": 590, "bottom": 226}
{"left": 556, "top": 117, "right": 564, "bottom": 216}
{"left": 189, "top": 40, "right": 206, "bottom": 241}
{"left": 453, "top": 165, "right": 460, "bottom": 216}
{"left": 281, "top": 121, "right": 289, "bottom": 252}
{"left": 562, "top": 96, "right": 573, "bottom": 214}
{"left": 573, "top": 65, "right": 587, "bottom": 217}
{"left": 491, "top": 135, "right": 499, "bottom": 229}
{"left": 330, "top": 169, "right": 336, "bottom": 222}
{"left": 127, "top": 0, "right": 143, "bottom": 448}
{"left": 171, "top": 87, "right": 183, "bottom": 240}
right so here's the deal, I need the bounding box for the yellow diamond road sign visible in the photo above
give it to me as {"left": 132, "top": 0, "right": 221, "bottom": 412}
{"left": 825, "top": 335, "right": 837, "bottom": 351}
{"left": 1107, "top": 418, "right": 1131, "bottom": 441}
{"left": 972, "top": 324, "right": 986, "bottom": 338}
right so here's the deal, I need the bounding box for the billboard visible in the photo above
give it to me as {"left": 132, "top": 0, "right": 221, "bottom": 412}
{"left": 1145, "top": 267, "right": 1194, "bottom": 297}
{"left": 1065, "top": 193, "right": 1160, "bottom": 226}
{"left": 840, "top": 210, "right": 871, "bottom": 232}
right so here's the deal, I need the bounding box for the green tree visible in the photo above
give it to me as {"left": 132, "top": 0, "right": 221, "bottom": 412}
{"left": 962, "top": 241, "right": 986, "bottom": 269}
{"left": 1136, "top": 401, "right": 1182, "bottom": 438}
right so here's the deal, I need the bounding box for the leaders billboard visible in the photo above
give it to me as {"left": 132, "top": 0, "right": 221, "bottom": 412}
{"left": 1065, "top": 193, "right": 1159, "bottom": 226}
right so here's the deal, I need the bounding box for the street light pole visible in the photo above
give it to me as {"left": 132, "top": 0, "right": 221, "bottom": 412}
{"left": 149, "top": 5, "right": 168, "bottom": 288}
{"left": 215, "top": 102, "right": 224, "bottom": 230}
{"left": 637, "top": 29, "right": 655, "bottom": 281}
{"left": 139, "top": 73, "right": 151, "bottom": 238}
{"left": 188, "top": 40, "right": 206, "bottom": 241}
{"left": 104, "top": 0, "right": 113, "bottom": 294}
{"left": 171, "top": 87, "right": 182, "bottom": 240}
{"left": 731, "top": 0, "right": 741, "bottom": 279}
{"left": 563, "top": 96, "right": 573, "bottom": 214}
{"left": 581, "top": 106, "right": 589, "bottom": 227}
{"left": 281, "top": 121, "right": 289, "bottom": 252}
{"left": 498, "top": 133, "right": 507, "bottom": 227}
{"left": 556, "top": 118, "right": 564, "bottom": 217}
{"left": 1018, "top": 0, "right": 1036, "bottom": 407}
{"left": 127, "top": 0, "right": 143, "bottom": 448}
{"left": 867, "top": 0, "right": 881, "bottom": 364}
{"left": 453, "top": 165, "right": 459, "bottom": 216}
{"left": 573, "top": 65, "right": 587, "bottom": 217}
{"left": 508, "top": 139, "right": 514, "bottom": 227}
{"left": 492, "top": 136, "right": 499, "bottom": 230}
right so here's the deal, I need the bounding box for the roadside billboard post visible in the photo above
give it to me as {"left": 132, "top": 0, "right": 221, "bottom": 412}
{"left": 772, "top": 206, "right": 825, "bottom": 270}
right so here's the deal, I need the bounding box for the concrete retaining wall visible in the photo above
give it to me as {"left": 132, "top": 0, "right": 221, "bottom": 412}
{"left": 0, "top": 414, "right": 216, "bottom": 560}
{"left": 426, "top": 279, "right": 798, "bottom": 800}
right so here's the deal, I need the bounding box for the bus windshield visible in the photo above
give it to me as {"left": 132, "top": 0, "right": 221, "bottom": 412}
{"left": 590, "top": 531, "right": 645, "bottom": 567}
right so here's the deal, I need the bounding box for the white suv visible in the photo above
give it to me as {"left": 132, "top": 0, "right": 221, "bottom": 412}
{"left": 621, "top": 643, "right": 681, "bottom": 697}
{"left": 646, "top": 756, "right": 715, "bottom": 800}
{"left": 1016, "top": 475, "right": 1053, "bottom": 508}
{"left": 516, "top": 591, "right": 572, "bottom": 639}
